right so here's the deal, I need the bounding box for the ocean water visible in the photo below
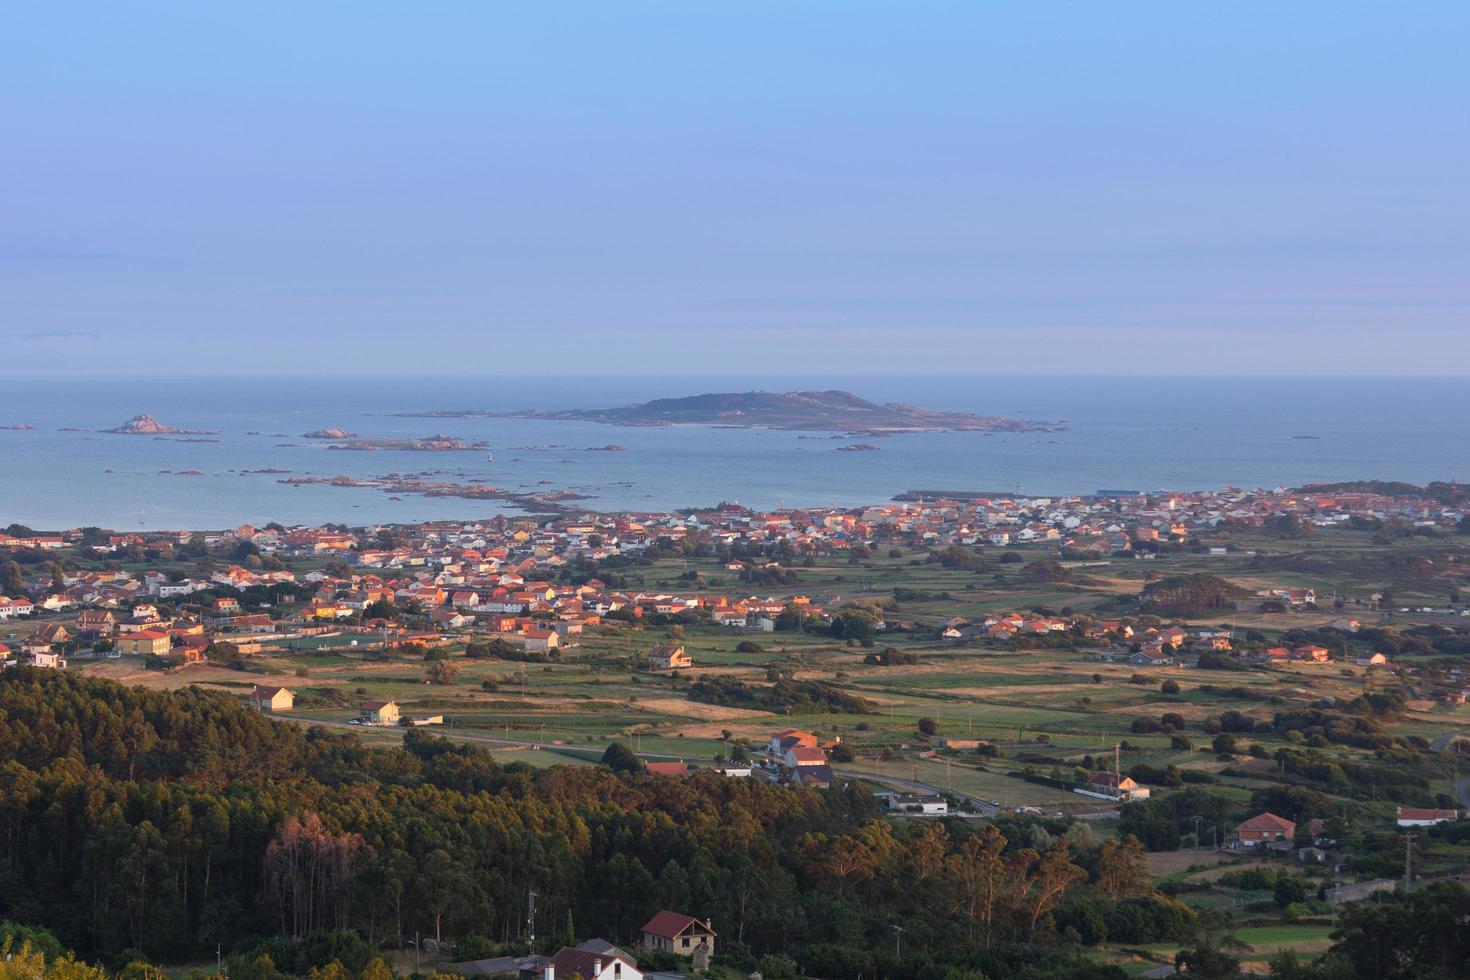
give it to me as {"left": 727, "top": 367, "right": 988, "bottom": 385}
{"left": 0, "top": 375, "right": 1466, "bottom": 530}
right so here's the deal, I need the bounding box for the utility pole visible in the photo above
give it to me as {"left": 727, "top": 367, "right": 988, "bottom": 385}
{"left": 1403, "top": 833, "right": 1416, "bottom": 889}
{"left": 890, "top": 924, "right": 904, "bottom": 960}
{"left": 1193, "top": 815, "right": 1204, "bottom": 858}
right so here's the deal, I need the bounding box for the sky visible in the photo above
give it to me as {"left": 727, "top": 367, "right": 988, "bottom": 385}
{"left": 3, "top": 2, "right": 1468, "bottom": 377}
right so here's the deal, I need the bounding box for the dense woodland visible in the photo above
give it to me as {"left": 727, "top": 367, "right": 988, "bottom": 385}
{"left": 0, "top": 669, "right": 1465, "bottom": 980}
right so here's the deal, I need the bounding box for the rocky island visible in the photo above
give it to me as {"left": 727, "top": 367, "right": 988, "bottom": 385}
{"left": 102, "top": 414, "right": 219, "bottom": 435}
{"left": 399, "top": 389, "right": 1056, "bottom": 433}
{"left": 303, "top": 427, "right": 359, "bottom": 439}
{"left": 323, "top": 433, "right": 490, "bottom": 452}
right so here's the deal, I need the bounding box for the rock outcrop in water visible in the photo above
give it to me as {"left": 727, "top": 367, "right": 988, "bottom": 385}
{"left": 103, "top": 414, "right": 218, "bottom": 435}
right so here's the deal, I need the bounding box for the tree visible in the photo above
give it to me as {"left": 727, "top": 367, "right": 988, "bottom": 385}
{"left": 263, "top": 813, "right": 368, "bottom": 938}
{"left": 1328, "top": 881, "right": 1470, "bottom": 980}
{"left": 946, "top": 826, "right": 1007, "bottom": 943}
{"left": 1160, "top": 679, "right": 1180, "bottom": 695}
{"left": 1174, "top": 935, "right": 1242, "bottom": 979}
{"left": 425, "top": 660, "right": 460, "bottom": 685}
{"left": 1095, "top": 836, "right": 1150, "bottom": 904}
{"left": 917, "top": 717, "right": 939, "bottom": 736}
{"left": 1015, "top": 839, "right": 1087, "bottom": 938}
{"left": 600, "top": 741, "right": 645, "bottom": 775}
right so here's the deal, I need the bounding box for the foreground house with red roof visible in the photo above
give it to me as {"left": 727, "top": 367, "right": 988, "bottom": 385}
{"left": 640, "top": 911, "right": 716, "bottom": 960}
{"left": 547, "top": 940, "right": 641, "bottom": 980}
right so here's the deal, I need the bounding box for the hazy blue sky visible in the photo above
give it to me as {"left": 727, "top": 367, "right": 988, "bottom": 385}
{"left": 4, "top": 2, "right": 1468, "bottom": 376}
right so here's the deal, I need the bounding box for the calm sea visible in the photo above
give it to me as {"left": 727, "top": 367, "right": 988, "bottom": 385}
{"left": 0, "top": 375, "right": 1466, "bottom": 530}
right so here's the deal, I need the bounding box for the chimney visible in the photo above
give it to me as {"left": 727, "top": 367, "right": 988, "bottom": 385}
{"left": 543, "top": 966, "right": 554, "bottom": 980}
{"left": 593, "top": 959, "right": 603, "bottom": 977}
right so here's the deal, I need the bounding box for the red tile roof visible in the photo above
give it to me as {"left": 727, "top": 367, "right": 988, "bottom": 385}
{"left": 640, "top": 910, "right": 712, "bottom": 940}
{"left": 1237, "top": 812, "right": 1295, "bottom": 834}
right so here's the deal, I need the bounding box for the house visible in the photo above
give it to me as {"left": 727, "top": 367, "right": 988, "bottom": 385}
{"left": 0, "top": 597, "right": 36, "bottom": 619}
{"left": 448, "top": 954, "right": 548, "bottom": 978}
{"left": 31, "top": 623, "right": 70, "bottom": 646}
{"left": 228, "top": 614, "right": 277, "bottom": 634}
{"left": 251, "top": 685, "right": 295, "bottom": 712}
{"left": 429, "top": 608, "right": 473, "bottom": 630}
{"left": 116, "top": 630, "right": 172, "bottom": 655}
{"left": 1085, "top": 771, "right": 1150, "bottom": 801}
{"left": 766, "top": 729, "right": 817, "bottom": 756}
{"left": 783, "top": 745, "right": 828, "bottom": 769}
{"left": 794, "top": 764, "right": 834, "bottom": 789}
{"left": 30, "top": 650, "right": 67, "bottom": 670}
{"left": 886, "top": 793, "right": 949, "bottom": 816}
{"left": 75, "top": 609, "right": 117, "bottom": 635}
{"left": 640, "top": 911, "right": 716, "bottom": 961}
{"left": 361, "top": 700, "right": 400, "bottom": 725}
{"left": 547, "top": 942, "right": 642, "bottom": 980}
{"left": 1128, "top": 649, "right": 1176, "bottom": 667}
{"left": 647, "top": 644, "right": 691, "bottom": 670}
{"left": 645, "top": 761, "right": 689, "bottom": 777}
{"left": 1354, "top": 652, "right": 1389, "bottom": 668}
{"left": 522, "top": 629, "right": 559, "bottom": 652}
{"left": 1292, "top": 645, "right": 1330, "bottom": 663}
{"left": 1396, "top": 807, "right": 1458, "bottom": 828}
{"left": 1237, "top": 812, "right": 1296, "bottom": 846}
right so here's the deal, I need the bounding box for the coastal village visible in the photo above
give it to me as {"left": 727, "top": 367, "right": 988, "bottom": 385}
{"left": 4, "top": 479, "right": 1470, "bottom": 977}
{"left": 3, "top": 482, "right": 1468, "bottom": 692}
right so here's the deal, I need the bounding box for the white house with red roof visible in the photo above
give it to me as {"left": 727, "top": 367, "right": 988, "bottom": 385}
{"left": 1396, "top": 807, "right": 1458, "bottom": 827}
{"left": 547, "top": 942, "right": 641, "bottom": 980}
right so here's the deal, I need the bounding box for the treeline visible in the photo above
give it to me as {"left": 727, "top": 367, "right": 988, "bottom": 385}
{"left": 1139, "top": 574, "right": 1246, "bottom": 615}
{"left": 0, "top": 668, "right": 1151, "bottom": 980}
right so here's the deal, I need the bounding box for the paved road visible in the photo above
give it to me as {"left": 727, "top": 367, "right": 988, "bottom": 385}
{"left": 1429, "top": 730, "right": 1470, "bottom": 753}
